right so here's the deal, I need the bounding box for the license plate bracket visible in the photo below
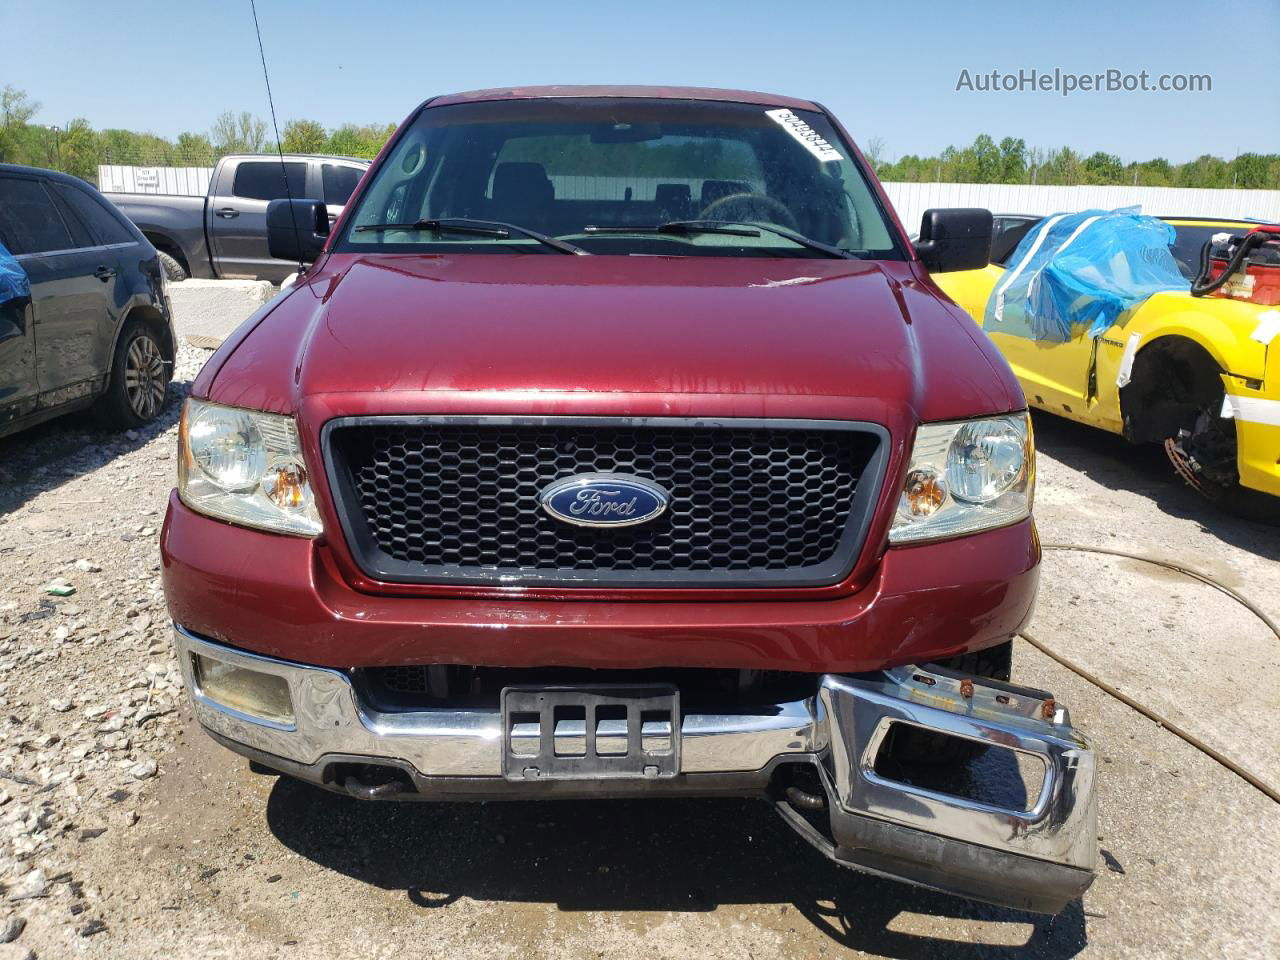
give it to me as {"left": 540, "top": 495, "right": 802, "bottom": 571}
{"left": 501, "top": 684, "right": 680, "bottom": 781}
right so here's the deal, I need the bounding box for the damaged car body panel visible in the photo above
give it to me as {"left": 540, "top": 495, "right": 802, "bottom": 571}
{"left": 935, "top": 215, "right": 1280, "bottom": 507}
{"left": 161, "top": 86, "right": 1098, "bottom": 914}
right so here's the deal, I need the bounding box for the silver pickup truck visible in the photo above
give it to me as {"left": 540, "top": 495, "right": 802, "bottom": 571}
{"left": 105, "top": 154, "right": 368, "bottom": 284}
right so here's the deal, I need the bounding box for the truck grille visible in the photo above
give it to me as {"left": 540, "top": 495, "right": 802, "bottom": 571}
{"left": 323, "top": 417, "right": 886, "bottom": 588}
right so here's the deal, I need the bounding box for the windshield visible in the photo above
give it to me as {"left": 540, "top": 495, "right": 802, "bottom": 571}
{"left": 1168, "top": 223, "right": 1249, "bottom": 279}
{"left": 338, "top": 98, "right": 902, "bottom": 259}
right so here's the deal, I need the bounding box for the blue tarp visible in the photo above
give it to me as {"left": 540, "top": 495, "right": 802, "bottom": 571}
{"left": 984, "top": 207, "right": 1189, "bottom": 343}
{"left": 0, "top": 240, "right": 29, "bottom": 303}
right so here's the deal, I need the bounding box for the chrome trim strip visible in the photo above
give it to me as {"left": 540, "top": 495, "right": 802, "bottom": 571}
{"left": 174, "top": 625, "right": 815, "bottom": 776}
{"left": 175, "top": 625, "right": 1096, "bottom": 876}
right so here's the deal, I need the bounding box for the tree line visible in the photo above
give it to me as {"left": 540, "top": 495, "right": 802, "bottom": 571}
{"left": 863, "top": 134, "right": 1280, "bottom": 189}
{"left": 2, "top": 85, "right": 1277, "bottom": 191}
{"left": 0, "top": 86, "right": 395, "bottom": 183}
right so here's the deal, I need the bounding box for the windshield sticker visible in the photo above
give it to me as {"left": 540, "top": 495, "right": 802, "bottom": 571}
{"left": 765, "top": 109, "right": 843, "bottom": 162}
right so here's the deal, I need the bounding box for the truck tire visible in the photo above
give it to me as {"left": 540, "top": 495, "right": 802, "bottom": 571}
{"left": 889, "top": 641, "right": 1013, "bottom": 766}
{"left": 156, "top": 251, "right": 187, "bottom": 282}
{"left": 94, "top": 321, "right": 172, "bottom": 430}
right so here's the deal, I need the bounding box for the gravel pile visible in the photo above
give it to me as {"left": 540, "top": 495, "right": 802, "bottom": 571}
{"left": 0, "top": 345, "right": 208, "bottom": 955}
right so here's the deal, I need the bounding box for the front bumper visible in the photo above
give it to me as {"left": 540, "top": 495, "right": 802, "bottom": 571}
{"left": 175, "top": 625, "right": 1097, "bottom": 914}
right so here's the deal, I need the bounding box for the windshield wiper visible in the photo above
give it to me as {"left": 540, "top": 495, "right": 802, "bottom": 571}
{"left": 585, "top": 222, "right": 761, "bottom": 238}
{"left": 582, "top": 220, "right": 857, "bottom": 259}
{"left": 354, "top": 218, "right": 589, "bottom": 255}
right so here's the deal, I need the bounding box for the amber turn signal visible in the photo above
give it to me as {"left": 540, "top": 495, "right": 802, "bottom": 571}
{"left": 262, "top": 462, "right": 310, "bottom": 511}
{"left": 900, "top": 467, "right": 947, "bottom": 519}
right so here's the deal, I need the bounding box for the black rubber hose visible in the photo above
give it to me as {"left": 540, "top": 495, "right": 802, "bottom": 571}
{"left": 1190, "top": 230, "right": 1268, "bottom": 298}
{"left": 1019, "top": 630, "right": 1280, "bottom": 806}
{"left": 1029, "top": 542, "right": 1280, "bottom": 804}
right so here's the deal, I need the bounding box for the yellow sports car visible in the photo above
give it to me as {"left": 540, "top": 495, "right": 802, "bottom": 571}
{"left": 935, "top": 216, "right": 1279, "bottom": 519}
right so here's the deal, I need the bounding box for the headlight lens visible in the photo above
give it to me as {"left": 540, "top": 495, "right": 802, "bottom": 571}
{"left": 178, "top": 399, "right": 322, "bottom": 536}
{"left": 889, "top": 413, "right": 1033, "bottom": 544}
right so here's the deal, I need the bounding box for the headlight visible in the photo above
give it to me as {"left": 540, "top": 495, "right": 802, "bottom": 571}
{"left": 889, "top": 413, "right": 1033, "bottom": 544}
{"left": 178, "top": 399, "right": 322, "bottom": 537}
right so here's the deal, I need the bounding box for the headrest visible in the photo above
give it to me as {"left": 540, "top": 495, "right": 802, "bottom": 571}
{"left": 654, "top": 183, "right": 692, "bottom": 205}
{"left": 493, "top": 162, "right": 554, "bottom": 201}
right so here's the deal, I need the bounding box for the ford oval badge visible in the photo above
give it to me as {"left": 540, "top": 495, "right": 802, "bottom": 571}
{"left": 540, "top": 473, "right": 669, "bottom": 528}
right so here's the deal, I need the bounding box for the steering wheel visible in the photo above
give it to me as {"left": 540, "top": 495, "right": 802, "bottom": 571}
{"left": 697, "top": 192, "right": 800, "bottom": 232}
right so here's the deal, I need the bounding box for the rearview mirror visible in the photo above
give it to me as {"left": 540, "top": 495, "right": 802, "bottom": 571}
{"left": 267, "top": 199, "right": 330, "bottom": 264}
{"left": 914, "top": 208, "right": 993, "bottom": 273}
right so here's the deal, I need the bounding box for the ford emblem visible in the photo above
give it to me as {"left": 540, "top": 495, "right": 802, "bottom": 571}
{"left": 539, "top": 473, "right": 669, "bottom": 528}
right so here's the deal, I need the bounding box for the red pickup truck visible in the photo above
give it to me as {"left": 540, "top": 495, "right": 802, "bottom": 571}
{"left": 161, "top": 86, "right": 1097, "bottom": 914}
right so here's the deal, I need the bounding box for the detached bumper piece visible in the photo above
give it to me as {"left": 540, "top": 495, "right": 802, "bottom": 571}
{"left": 174, "top": 626, "right": 1096, "bottom": 914}
{"left": 807, "top": 669, "right": 1097, "bottom": 914}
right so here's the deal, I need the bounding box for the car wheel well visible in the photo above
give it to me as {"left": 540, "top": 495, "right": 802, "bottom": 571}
{"left": 1120, "top": 336, "right": 1223, "bottom": 444}
{"left": 143, "top": 233, "right": 189, "bottom": 275}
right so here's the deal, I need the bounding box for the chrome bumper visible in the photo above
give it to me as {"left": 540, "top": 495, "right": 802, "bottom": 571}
{"left": 174, "top": 625, "right": 1097, "bottom": 913}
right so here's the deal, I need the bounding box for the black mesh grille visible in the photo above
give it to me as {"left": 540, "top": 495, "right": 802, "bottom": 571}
{"left": 324, "top": 418, "right": 883, "bottom": 588}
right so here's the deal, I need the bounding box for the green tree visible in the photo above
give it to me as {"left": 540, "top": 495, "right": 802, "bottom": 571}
{"left": 1084, "top": 151, "right": 1124, "bottom": 185}
{"left": 1042, "top": 147, "right": 1084, "bottom": 185}
{"left": 969, "top": 134, "right": 1001, "bottom": 183}
{"left": 1133, "top": 157, "right": 1172, "bottom": 186}
{"left": 0, "top": 86, "right": 40, "bottom": 164}
{"left": 998, "top": 137, "right": 1026, "bottom": 182}
{"left": 175, "top": 132, "right": 216, "bottom": 166}
{"left": 281, "top": 119, "right": 328, "bottom": 154}
{"left": 862, "top": 136, "right": 887, "bottom": 176}
{"left": 58, "top": 117, "right": 99, "bottom": 180}
{"left": 211, "top": 111, "right": 268, "bottom": 154}
{"left": 96, "top": 128, "right": 174, "bottom": 165}
{"left": 325, "top": 123, "right": 394, "bottom": 159}
{"left": 1, "top": 86, "right": 38, "bottom": 128}
{"left": 1177, "top": 154, "right": 1230, "bottom": 188}
{"left": 1230, "top": 153, "right": 1277, "bottom": 189}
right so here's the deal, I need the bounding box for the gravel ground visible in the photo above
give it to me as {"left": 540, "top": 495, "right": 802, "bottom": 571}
{"left": 0, "top": 343, "right": 1277, "bottom": 959}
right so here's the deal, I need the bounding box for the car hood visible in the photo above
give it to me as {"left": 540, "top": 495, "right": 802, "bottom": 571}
{"left": 199, "top": 253, "right": 1023, "bottom": 424}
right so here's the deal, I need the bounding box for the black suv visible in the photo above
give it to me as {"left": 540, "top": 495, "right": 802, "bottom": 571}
{"left": 0, "top": 163, "right": 175, "bottom": 439}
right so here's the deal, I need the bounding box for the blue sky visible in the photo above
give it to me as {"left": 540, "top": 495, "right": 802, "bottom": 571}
{"left": 4, "top": 0, "right": 1278, "bottom": 163}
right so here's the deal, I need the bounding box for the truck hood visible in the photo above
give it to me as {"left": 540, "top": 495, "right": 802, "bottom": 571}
{"left": 199, "top": 253, "right": 1023, "bottom": 423}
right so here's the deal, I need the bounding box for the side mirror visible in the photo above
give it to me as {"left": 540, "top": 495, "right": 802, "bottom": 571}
{"left": 267, "top": 199, "right": 330, "bottom": 264}
{"left": 914, "top": 208, "right": 993, "bottom": 273}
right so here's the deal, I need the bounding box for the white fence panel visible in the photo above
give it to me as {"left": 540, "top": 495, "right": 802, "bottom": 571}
{"left": 881, "top": 182, "right": 1280, "bottom": 233}
{"left": 97, "top": 165, "right": 213, "bottom": 196}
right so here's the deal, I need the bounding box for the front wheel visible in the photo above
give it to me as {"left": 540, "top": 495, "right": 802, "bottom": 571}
{"left": 95, "top": 322, "right": 172, "bottom": 430}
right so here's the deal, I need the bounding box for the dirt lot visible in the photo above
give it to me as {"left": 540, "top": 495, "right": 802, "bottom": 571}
{"left": 0, "top": 334, "right": 1277, "bottom": 959}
